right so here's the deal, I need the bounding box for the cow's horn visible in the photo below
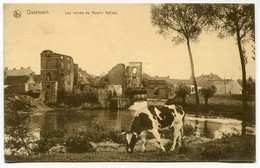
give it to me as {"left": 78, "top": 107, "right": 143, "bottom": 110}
{"left": 133, "top": 132, "right": 138, "bottom": 136}
{"left": 121, "top": 132, "right": 126, "bottom": 135}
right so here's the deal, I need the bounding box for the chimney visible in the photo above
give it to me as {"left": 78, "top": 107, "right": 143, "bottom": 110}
{"left": 4, "top": 67, "right": 8, "bottom": 70}
{"left": 13, "top": 68, "right": 16, "bottom": 70}
{"left": 21, "top": 67, "right": 24, "bottom": 69}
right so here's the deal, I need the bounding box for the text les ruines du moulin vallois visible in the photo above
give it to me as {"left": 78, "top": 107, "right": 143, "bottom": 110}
{"left": 65, "top": 11, "right": 118, "bottom": 15}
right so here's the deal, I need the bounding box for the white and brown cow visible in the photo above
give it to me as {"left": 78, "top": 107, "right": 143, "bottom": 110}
{"left": 122, "top": 104, "right": 185, "bottom": 153}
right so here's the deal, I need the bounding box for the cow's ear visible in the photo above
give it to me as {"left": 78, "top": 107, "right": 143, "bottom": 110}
{"left": 133, "top": 132, "right": 138, "bottom": 137}
{"left": 121, "top": 132, "right": 126, "bottom": 135}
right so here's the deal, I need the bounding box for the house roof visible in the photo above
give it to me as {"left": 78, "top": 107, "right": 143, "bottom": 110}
{"left": 196, "top": 73, "right": 222, "bottom": 81}
{"left": 32, "top": 75, "right": 42, "bottom": 83}
{"left": 4, "top": 76, "right": 32, "bottom": 85}
{"left": 5, "top": 67, "right": 34, "bottom": 76}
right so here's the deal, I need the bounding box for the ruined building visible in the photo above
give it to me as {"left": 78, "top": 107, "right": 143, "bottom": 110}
{"left": 41, "top": 50, "right": 78, "bottom": 103}
{"left": 125, "top": 62, "right": 142, "bottom": 88}
{"left": 108, "top": 64, "right": 126, "bottom": 97}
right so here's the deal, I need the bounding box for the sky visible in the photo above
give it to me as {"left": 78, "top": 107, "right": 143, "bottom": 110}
{"left": 4, "top": 3, "right": 255, "bottom": 80}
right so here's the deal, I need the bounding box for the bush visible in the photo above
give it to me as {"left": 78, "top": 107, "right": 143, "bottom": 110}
{"left": 201, "top": 85, "right": 217, "bottom": 106}
{"left": 201, "top": 134, "right": 255, "bottom": 161}
{"left": 176, "top": 83, "right": 190, "bottom": 104}
{"left": 81, "top": 121, "right": 124, "bottom": 144}
{"left": 57, "top": 90, "right": 99, "bottom": 107}
{"left": 66, "top": 134, "right": 95, "bottom": 153}
{"left": 5, "top": 111, "right": 36, "bottom": 155}
{"left": 184, "top": 124, "right": 196, "bottom": 136}
{"left": 35, "top": 128, "right": 66, "bottom": 153}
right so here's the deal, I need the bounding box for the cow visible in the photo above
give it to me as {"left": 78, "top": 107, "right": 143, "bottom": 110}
{"left": 122, "top": 103, "right": 185, "bottom": 153}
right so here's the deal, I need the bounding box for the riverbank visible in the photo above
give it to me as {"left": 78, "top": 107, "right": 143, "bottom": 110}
{"left": 4, "top": 94, "right": 52, "bottom": 113}
{"left": 5, "top": 134, "right": 255, "bottom": 162}
{"left": 171, "top": 95, "right": 255, "bottom": 123}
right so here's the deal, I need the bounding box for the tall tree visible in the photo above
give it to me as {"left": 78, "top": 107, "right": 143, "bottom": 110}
{"left": 151, "top": 4, "right": 213, "bottom": 108}
{"left": 213, "top": 4, "right": 255, "bottom": 134}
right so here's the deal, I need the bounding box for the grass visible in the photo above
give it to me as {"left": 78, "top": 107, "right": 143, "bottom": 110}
{"left": 171, "top": 94, "right": 255, "bottom": 123}
{"left": 5, "top": 134, "right": 255, "bottom": 162}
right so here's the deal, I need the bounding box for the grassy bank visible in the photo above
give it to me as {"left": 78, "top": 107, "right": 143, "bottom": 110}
{"left": 171, "top": 94, "right": 255, "bottom": 123}
{"left": 5, "top": 134, "right": 255, "bottom": 162}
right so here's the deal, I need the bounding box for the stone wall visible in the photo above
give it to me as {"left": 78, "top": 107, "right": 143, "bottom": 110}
{"left": 40, "top": 50, "right": 76, "bottom": 103}
{"left": 42, "top": 81, "right": 58, "bottom": 104}
{"left": 125, "top": 62, "right": 142, "bottom": 88}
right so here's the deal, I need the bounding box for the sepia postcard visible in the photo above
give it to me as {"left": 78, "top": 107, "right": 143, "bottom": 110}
{"left": 3, "top": 3, "right": 256, "bottom": 163}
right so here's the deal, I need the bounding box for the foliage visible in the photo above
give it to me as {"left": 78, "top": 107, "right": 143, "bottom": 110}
{"left": 4, "top": 109, "right": 36, "bottom": 155}
{"left": 183, "top": 124, "right": 196, "bottom": 136}
{"left": 57, "top": 90, "right": 99, "bottom": 107}
{"left": 201, "top": 134, "right": 255, "bottom": 161}
{"left": 151, "top": 4, "right": 214, "bottom": 43}
{"left": 212, "top": 4, "right": 254, "bottom": 43}
{"left": 246, "top": 77, "right": 255, "bottom": 97}
{"left": 35, "top": 128, "right": 66, "bottom": 154}
{"left": 212, "top": 4, "right": 255, "bottom": 134}
{"left": 6, "top": 96, "right": 35, "bottom": 112}
{"left": 201, "top": 85, "right": 217, "bottom": 105}
{"left": 66, "top": 134, "right": 95, "bottom": 153}
{"left": 151, "top": 4, "right": 214, "bottom": 107}
{"left": 176, "top": 83, "right": 190, "bottom": 103}
{"left": 84, "top": 121, "right": 124, "bottom": 143}
{"left": 6, "top": 135, "right": 255, "bottom": 162}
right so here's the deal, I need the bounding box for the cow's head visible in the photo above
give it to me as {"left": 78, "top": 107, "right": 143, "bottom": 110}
{"left": 121, "top": 131, "right": 138, "bottom": 154}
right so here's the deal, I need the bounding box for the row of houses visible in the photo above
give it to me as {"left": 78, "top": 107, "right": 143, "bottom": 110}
{"left": 4, "top": 49, "right": 247, "bottom": 108}
{"left": 144, "top": 73, "right": 243, "bottom": 96}
{"left": 4, "top": 67, "right": 41, "bottom": 95}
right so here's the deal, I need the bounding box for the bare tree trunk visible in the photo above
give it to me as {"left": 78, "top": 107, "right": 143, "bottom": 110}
{"left": 236, "top": 29, "right": 247, "bottom": 135}
{"left": 187, "top": 39, "right": 200, "bottom": 108}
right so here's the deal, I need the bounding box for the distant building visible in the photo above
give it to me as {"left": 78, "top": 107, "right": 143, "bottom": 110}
{"left": 4, "top": 67, "right": 42, "bottom": 95}
{"left": 40, "top": 50, "right": 78, "bottom": 103}
{"left": 125, "top": 62, "right": 142, "bottom": 88}
{"left": 108, "top": 64, "right": 126, "bottom": 97}
{"left": 73, "top": 63, "right": 79, "bottom": 90}
{"left": 196, "top": 73, "right": 222, "bottom": 81}
{"left": 146, "top": 80, "right": 168, "bottom": 106}
{"left": 4, "top": 75, "right": 39, "bottom": 94}
{"left": 213, "top": 80, "right": 242, "bottom": 95}
{"left": 195, "top": 73, "right": 242, "bottom": 95}
{"left": 4, "top": 66, "right": 34, "bottom": 77}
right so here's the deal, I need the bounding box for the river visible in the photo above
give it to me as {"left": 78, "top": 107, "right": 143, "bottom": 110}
{"left": 13, "top": 108, "right": 253, "bottom": 141}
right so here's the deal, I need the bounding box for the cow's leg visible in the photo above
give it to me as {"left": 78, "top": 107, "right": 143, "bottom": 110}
{"left": 170, "top": 125, "right": 181, "bottom": 151}
{"left": 178, "top": 127, "right": 183, "bottom": 147}
{"left": 179, "top": 125, "right": 184, "bottom": 146}
{"left": 140, "top": 131, "right": 147, "bottom": 152}
{"left": 150, "top": 129, "right": 165, "bottom": 152}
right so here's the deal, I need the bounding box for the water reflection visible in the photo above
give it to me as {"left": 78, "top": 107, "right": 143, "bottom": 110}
{"left": 6, "top": 109, "right": 251, "bottom": 141}
{"left": 185, "top": 116, "right": 242, "bottom": 139}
